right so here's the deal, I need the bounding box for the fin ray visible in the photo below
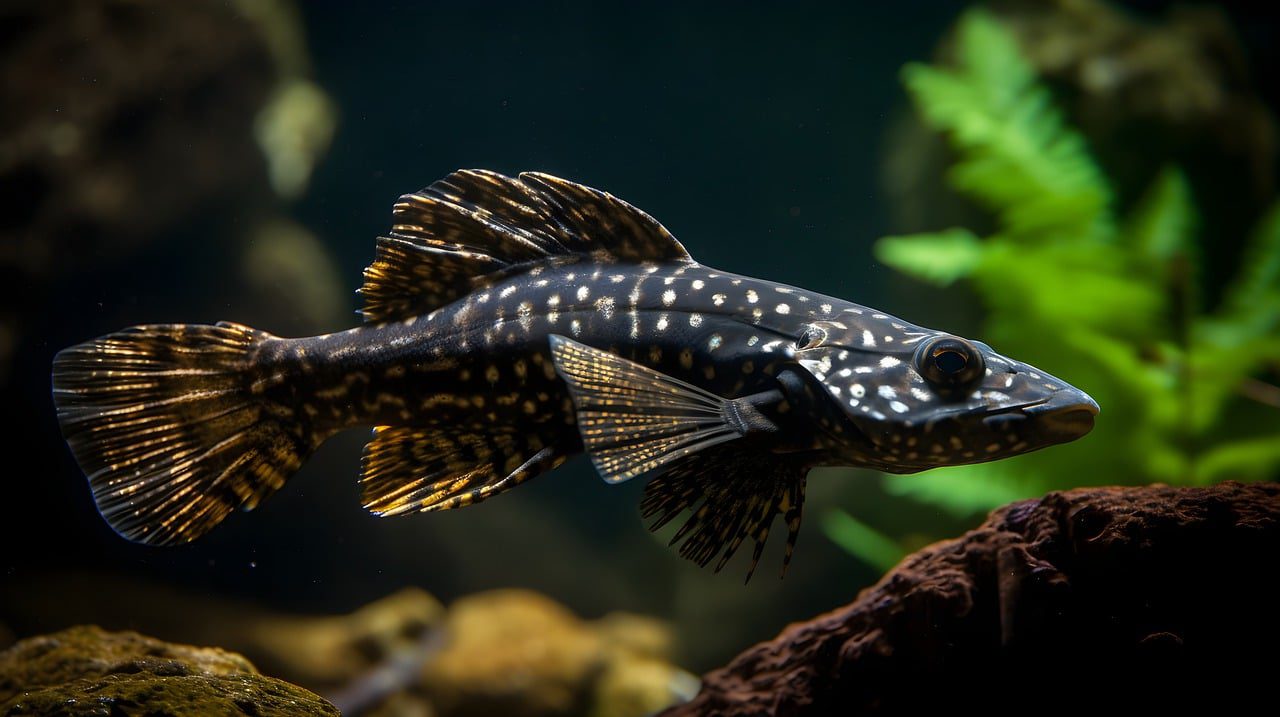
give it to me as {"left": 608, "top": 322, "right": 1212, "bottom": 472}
{"left": 640, "top": 446, "right": 808, "bottom": 582}
{"left": 548, "top": 335, "right": 751, "bottom": 483}
{"left": 360, "top": 170, "right": 691, "bottom": 322}
{"left": 361, "top": 425, "right": 568, "bottom": 516}
{"left": 52, "top": 323, "right": 313, "bottom": 545}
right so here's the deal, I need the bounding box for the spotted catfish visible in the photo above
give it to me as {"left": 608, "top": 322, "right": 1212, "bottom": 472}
{"left": 52, "top": 170, "right": 1098, "bottom": 579}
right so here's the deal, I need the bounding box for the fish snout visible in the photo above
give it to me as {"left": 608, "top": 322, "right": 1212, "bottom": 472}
{"left": 1021, "top": 387, "right": 1099, "bottom": 443}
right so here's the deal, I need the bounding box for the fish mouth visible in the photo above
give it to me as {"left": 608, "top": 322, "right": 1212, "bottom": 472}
{"left": 1020, "top": 388, "right": 1099, "bottom": 443}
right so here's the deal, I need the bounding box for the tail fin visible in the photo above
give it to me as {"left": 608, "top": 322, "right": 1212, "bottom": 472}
{"left": 52, "top": 322, "right": 310, "bottom": 545}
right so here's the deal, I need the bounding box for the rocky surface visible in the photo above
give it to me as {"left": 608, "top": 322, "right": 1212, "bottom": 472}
{"left": 245, "top": 587, "right": 445, "bottom": 693}
{"left": 0, "top": 625, "right": 338, "bottom": 715}
{"left": 0, "top": 587, "right": 695, "bottom": 717}
{"left": 666, "top": 482, "right": 1280, "bottom": 714}
{"left": 420, "top": 589, "right": 696, "bottom": 717}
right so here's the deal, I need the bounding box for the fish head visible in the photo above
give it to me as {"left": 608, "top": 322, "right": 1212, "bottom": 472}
{"left": 783, "top": 319, "right": 1098, "bottom": 473}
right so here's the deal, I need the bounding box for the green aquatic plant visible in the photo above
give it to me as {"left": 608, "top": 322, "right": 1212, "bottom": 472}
{"left": 853, "top": 9, "right": 1280, "bottom": 524}
{"left": 819, "top": 510, "right": 907, "bottom": 573}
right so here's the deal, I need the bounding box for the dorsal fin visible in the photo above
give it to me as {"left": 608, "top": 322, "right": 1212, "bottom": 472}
{"left": 360, "top": 170, "right": 692, "bottom": 322}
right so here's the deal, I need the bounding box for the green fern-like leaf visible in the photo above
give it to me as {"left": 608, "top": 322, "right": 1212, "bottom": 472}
{"left": 883, "top": 461, "right": 1039, "bottom": 518}
{"left": 1189, "top": 205, "right": 1280, "bottom": 430}
{"left": 848, "top": 6, "right": 1280, "bottom": 536}
{"left": 1125, "top": 167, "right": 1198, "bottom": 265}
{"left": 874, "top": 228, "right": 983, "bottom": 287}
{"left": 1223, "top": 201, "right": 1280, "bottom": 329}
{"left": 973, "top": 241, "right": 1164, "bottom": 340}
{"left": 1193, "top": 435, "right": 1280, "bottom": 485}
{"left": 900, "top": 10, "right": 1112, "bottom": 244}
{"left": 819, "top": 510, "right": 907, "bottom": 572}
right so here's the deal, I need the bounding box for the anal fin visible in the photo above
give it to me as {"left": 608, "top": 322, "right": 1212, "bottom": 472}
{"left": 640, "top": 445, "right": 808, "bottom": 582}
{"left": 361, "top": 425, "right": 567, "bottom": 516}
{"left": 549, "top": 335, "right": 778, "bottom": 484}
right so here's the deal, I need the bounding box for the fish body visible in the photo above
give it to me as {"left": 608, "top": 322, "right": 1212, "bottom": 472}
{"left": 53, "top": 170, "right": 1098, "bottom": 579}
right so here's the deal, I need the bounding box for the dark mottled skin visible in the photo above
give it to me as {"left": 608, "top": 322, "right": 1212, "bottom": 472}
{"left": 259, "top": 258, "right": 1091, "bottom": 474}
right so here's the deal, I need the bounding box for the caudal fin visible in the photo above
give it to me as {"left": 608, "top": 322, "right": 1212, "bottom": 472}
{"left": 52, "top": 322, "right": 310, "bottom": 545}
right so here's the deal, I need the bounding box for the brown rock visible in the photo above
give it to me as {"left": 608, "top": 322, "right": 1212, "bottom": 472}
{"left": 666, "top": 482, "right": 1280, "bottom": 715}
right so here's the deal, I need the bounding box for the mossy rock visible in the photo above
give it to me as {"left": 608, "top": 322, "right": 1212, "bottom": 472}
{"left": 0, "top": 625, "right": 337, "bottom": 716}
{"left": 421, "top": 589, "right": 692, "bottom": 717}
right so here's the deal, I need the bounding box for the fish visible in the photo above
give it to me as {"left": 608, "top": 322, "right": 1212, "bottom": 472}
{"left": 52, "top": 169, "right": 1099, "bottom": 580}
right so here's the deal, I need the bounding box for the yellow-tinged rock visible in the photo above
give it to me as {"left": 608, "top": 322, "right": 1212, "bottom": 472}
{"left": 0, "top": 625, "right": 338, "bottom": 716}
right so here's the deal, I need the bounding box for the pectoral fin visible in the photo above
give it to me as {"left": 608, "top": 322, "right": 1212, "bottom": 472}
{"left": 548, "top": 335, "right": 778, "bottom": 484}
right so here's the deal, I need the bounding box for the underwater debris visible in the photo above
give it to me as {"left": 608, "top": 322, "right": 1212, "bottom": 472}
{"left": 0, "top": 625, "right": 338, "bottom": 715}
{"left": 324, "top": 620, "right": 446, "bottom": 716}
{"left": 670, "top": 482, "right": 1280, "bottom": 714}
{"left": 241, "top": 587, "right": 445, "bottom": 694}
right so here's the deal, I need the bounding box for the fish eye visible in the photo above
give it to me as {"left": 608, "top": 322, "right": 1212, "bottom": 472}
{"left": 914, "top": 336, "right": 984, "bottom": 394}
{"left": 796, "top": 326, "right": 826, "bottom": 350}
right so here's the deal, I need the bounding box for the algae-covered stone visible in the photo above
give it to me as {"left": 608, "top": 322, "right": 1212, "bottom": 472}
{"left": 422, "top": 590, "right": 600, "bottom": 717}
{"left": 0, "top": 625, "right": 337, "bottom": 716}
{"left": 246, "top": 586, "right": 444, "bottom": 689}
{"left": 420, "top": 589, "right": 694, "bottom": 717}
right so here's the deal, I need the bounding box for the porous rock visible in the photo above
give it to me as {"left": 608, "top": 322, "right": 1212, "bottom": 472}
{"left": 666, "top": 482, "right": 1280, "bottom": 714}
